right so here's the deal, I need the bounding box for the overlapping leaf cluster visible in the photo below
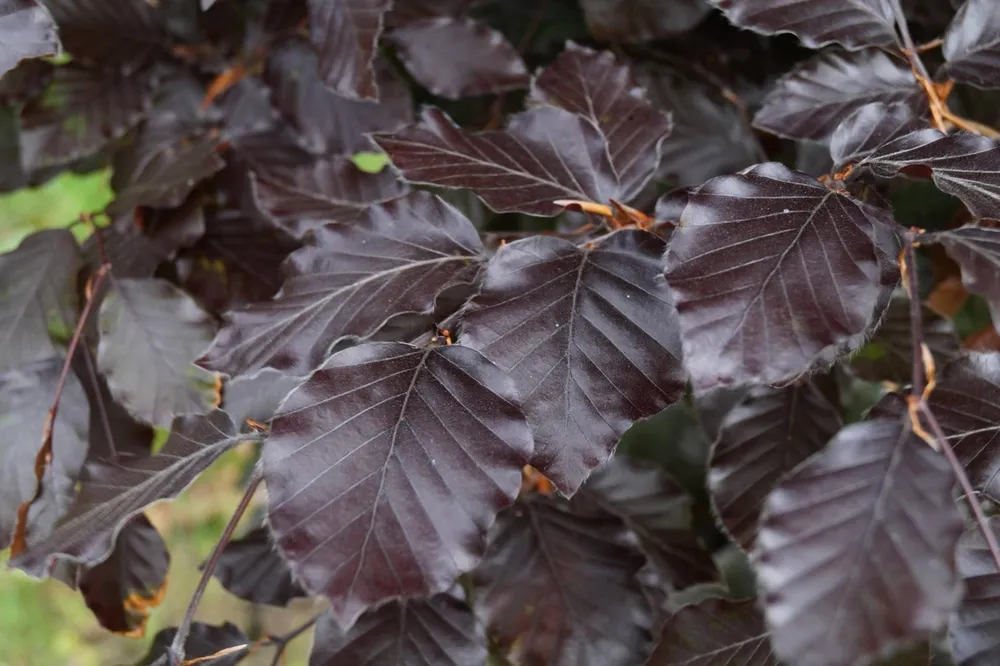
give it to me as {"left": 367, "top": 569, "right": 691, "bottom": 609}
{"left": 6, "top": 0, "right": 1000, "bottom": 665}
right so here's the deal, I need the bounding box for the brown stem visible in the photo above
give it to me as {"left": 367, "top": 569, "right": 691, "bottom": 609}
{"left": 267, "top": 613, "right": 322, "bottom": 666}
{"left": 900, "top": 242, "right": 925, "bottom": 397}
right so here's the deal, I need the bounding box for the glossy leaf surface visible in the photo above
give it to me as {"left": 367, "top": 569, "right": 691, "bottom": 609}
{"left": 647, "top": 597, "right": 778, "bottom": 665}
{"left": 942, "top": 0, "right": 1000, "bottom": 89}
{"left": 951, "top": 518, "right": 1000, "bottom": 666}
{"left": 0, "top": 0, "right": 59, "bottom": 78}
{"left": 308, "top": 0, "right": 390, "bottom": 100}
{"left": 460, "top": 230, "right": 685, "bottom": 493}
{"left": 830, "top": 101, "right": 926, "bottom": 167}
{"left": 264, "top": 342, "right": 533, "bottom": 628}
{"left": 755, "top": 418, "right": 963, "bottom": 666}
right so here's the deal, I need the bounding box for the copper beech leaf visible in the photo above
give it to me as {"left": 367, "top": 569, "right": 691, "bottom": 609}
{"left": 200, "top": 190, "right": 484, "bottom": 378}
{"left": 572, "top": 457, "right": 717, "bottom": 588}
{"left": 373, "top": 106, "right": 619, "bottom": 216}
{"left": 754, "top": 418, "right": 963, "bottom": 666}
{"left": 390, "top": 17, "right": 529, "bottom": 100}
{"left": 0, "top": 229, "right": 82, "bottom": 373}
{"left": 263, "top": 342, "right": 533, "bottom": 629}
{"left": 471, "top": 497, "right": 654, "bottom": 666}
{"left": 97, "top": 278, "right": 221, "bottom": 428}
{"left": 646, "top": 597, "right": 778, "bottom": 665}
{"left": 951, "top": 518, "right": 1000, "bottom": 666}
{"left": 531, "top": 42, "right": 673, "bottom": 201}
{"left": 11, "top": 410, "right": 240, "bottom": 577}
{"left": 0, "top": 0, "right": 59, "bottom": 78}
{"left": 663, "top": 162, "right": 895, "bottom": 391}
{"left": 579, "top": 0, "right": 711, "bottom": 42}
{"left": 710, "top": 0, "right": 900, "bottom": 50}
{"left": 830, "top": 101, "right": 926, "bottom": 167}
{"left": 709, "top": 381, "right": 841, "bottom": 552}
{"left": 927, "top": 222, "right": 1000, "bottom": 322}
{"left": 40, "top": 0, "right": 169, "bottom": 65}
{"left": 459, "top": 230, "right": 685, "bottom": 494}
{"left": 204, "top": 526, "right": 306, "bottom": 607}
{"left": 308, "top": 589, "right": 487, "bottom": 665}
{"left": 308, "top": 0, "right": 390, "bottom": 100}
{"left": 753, "top": 49, "right": 922, "bottom": 142}
{"left": 83, "top": 206, "right": 206, "bottom": 279}
{"left": 131, "top": 622, "right": 248, "bottom": 666}
{"left": 250, "top": 156, "right": 408, "bottom": 239}
{"left": 942, "top": 0, "right": 1000, "bottom": 90}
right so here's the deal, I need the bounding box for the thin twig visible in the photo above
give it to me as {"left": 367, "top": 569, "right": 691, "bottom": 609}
{"left": 900, "top": 243, "right": 925, "bottom": 397}
{"left": 168, "top": 471, "right": 263, "bottom": 665}
{"left": 267, "top": 613, "right": 322, "bottom": 666}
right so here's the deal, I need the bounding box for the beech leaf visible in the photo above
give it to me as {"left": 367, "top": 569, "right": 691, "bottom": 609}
{"left": 40, "top": 0, "right": 169, "bottom": 65}
{"left": 580, "top": 0, "right": 711, "bottom": 42}
{"left": 709, "top": 381, "right": 842, "bottom": 552}
{"left": 308, "top": 0, "right": 390, "bottom": 100}
{"left": 663, "top": 162, "right": 895, "bottom": 390}
{"left": 98, "top": 278, "right": 221, "bottom": 428}
{"left": 951, "top": 518, "right": 1000, "bottom": 666}
{"left": 646, "top": 597, "right": 778, "bottom": 665}
{"left": 390, "top": 17, "right": 529, "bottom": 100}
{"left": 942, "top": 0, "right": 1000, "bottom": 90}
{"left": 263, "top": 342, "right": 533, "bottom": 629}
{"left": 11, "top": 410, "right": 240, "bottom": 577}
{"left": 308, "top": 590, "right": 487, "bottom": 665}
{"left": 830, "top": 101, "right": 926, "bottom": 167}
{"left": 927, "top": 222, "right": 1000, "bottom": 323}
{"left": 373, "top": 106, "right": 619, "bottom": 216}
{"left": 132, "top": 622, "right": 248, "bottom": 666}
{"left": 472, "top": 497, "right": 654, "bottom": 666}
{"left": 83, "top": 207, "right": 206, "bottom": 279}
{"left": 200, "top": 190, "right": 484, "bottom": 378}
{"left": 754, "top": 418, "right": 963, "bottom": 666}
{"left": 753, "top": 49, "right": 922, "bottom": 142}
{"left": 0, "top": 0, "right": 60, "bottom": 78}
{"left": 460, "top": 230, "right": 686, "bottom": 494}
{"left": 205, "top": 526, "right": 306, "bottom": 607}
{"left": 532, "top": 42, "right": 673, "bottom": 200}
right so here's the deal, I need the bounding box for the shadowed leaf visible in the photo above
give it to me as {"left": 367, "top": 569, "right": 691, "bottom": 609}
{"left": 709, "top": 381, "right": 841, "bottom": 551}
{"left": 830, "top": 101, "right": 926, "bottom": 167}
{"left": 573, "top": 457, "right": 717, "bottom": 588}
{"left": 41, "top": 0, "right": 169, "bottom": 65}
{"left": 0, "top": 0, "right": 59, "bottom": 78}
{"left": 264, "top": 342, "right": 533, "bottom": 628}
{"left": 927, "top": 222, "right": 1000, "bottom": 323}
{"left": 753, "top": 49, "right": 922, "bottom": 142}
{"left": 710, "top": 0, "right": 899, "bottom": 50}
{"left": 647, "top": 597, "right": 778, "bottom": 665}
{"left": 390, "top": 17, "right": 529, "bottom": 100}
{"left": 219, "top": 368, "right": 303, "bottom": 433}
{"left": 663, "top": 162, "right": 896, "bottom": 390}
{"left": 0, "top": 355, "right": 88, "bottom": 550}
{"left": 532, "top": 42, "right": 672, "bottom": 200}
{"left": 308, "top": 0, "right": 390, "bottom": 100}
{"left": 308, "top": 590, "right": 487, "bottom": 665}
{"left": 201, "top": 190, "right": 483, "bottom": 377}
{"left": 98, "top": 278, "right": 220, "bottom": 428}
{"left": 472, "top": 497, "right": 654, "bottom": 666}
{"left": 951, "top": 517, "right": 1000, "bottom": 666}
{"left": 460, "top": 230, "right": 685, "bottom": 494}
{"left": 942, "top": 0, "right": 1000, "bottom": 90}
{"left": 385, "top": 0, "right": 475, "bottom": 27}
{"left": 754, "top": 418, "right": 963, "bottom": 666}
{"left": 373, "top": 106, "right": 618, "bottom": 216}
{"left": 205, "top": 526, "right": 306, "bottom": 607}
{"left": 83, "top": 206, "right": 205, "bottom": 279}
{"left": 131, "top": 622, "right": 248, "bottom": 666}
{"left": 0, "top": 229, "right": 82, "bottom": 373}
{"left": 580, "top": 0, "right": 711, "bottom": 42}
{"left": 11, "top": 410, "right": 239, "bottom": 576}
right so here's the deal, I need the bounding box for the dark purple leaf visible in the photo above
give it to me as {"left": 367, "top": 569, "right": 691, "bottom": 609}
{"left": 11, "top": 410, "right": 239, "bottom": 576}
{"left": 98, "top": 278, "right": 220, "bottom": 427}
{"left": 472, "top": 497, "right": 653, "bottom": 666}
{"left": 753, "top": 49, "right": 922, "bottom": 142}
{"left": 308, "top": 590, "right": 487, "bottom": 665}
{"left": 663, "top": 162, "right": 895, "bottom": 390}
{"left": 0, "top": 229, "right": 82, "bottom": 373}
{"left": 710, "top": 0, "right": 900, "bottom": 50}
{"left": 263, "top": 342, "right": 533, "bottom": 628}
{"left": 132, "top": 622, "right": 248, "bottom": 666}
{"left": 219, "top": 368, "right": 302, "bottom": 433}
{"left": 636, "top": 66, "right": 761, "bottom": 188}
{"left": 200, "top": 190, "right": 483, "bottom": 378}
{"left": 850, "top": 293, "right": 960, "bottom": 384}
{"left": 250, "top": 156, "right": 408, "bottom": 238}
{"left": 951, "top": 517, "right": 1000, "bottom": 666}
{"left": 385, "top": 0, "right": 476, "bottom": 28}
{"left": 19, "top": 64, "right": 157, "bottom": 170}
{"left": 308, "top": 0, "right": 390, "bottom": 100}
{"left": 580, "top": 0, "right": 711, "bottom": 42}
{"left": 862, "top": 130, "right": 1000, "bottom": 218}
{"left": 0, "top": 58, "right": 53, "bottom": 105}
{"left": 0, "top": 355, "right": 88, "bottom": 551}
{"left": 265, "top": 39, "right": 413, "bottom": 156}
{"left": 41, "top": 0, "right": 170, "bottom": 65}
{"left": 646, "top": 597, "right": 778, "bottom": 665}
{"left": 573, "top": 456, "right": 718, "bottom": 588}
{"left": 460, "top": 230, "right": 685, "bottom": 494}
{"left": 0, "top": 0, "right": 59, "bottom": 78}
{"left": 532, "top": 42, "right": 672, "bottom": 200}
{"left": 390, "top": 17, "right": 529, "bottom": 100}
{"left": 74, "top": 514, "right": 169, "bottom": 634}
{"left": 709, "top": 381, "right": 841, "bottom": 552}
{"left": 830, "top": 101, "right": 927, "bottom": 167}
{"left": 83, "top": 204, "right": 206, "bottom": 278}
{"left": 942, "top": 0, "right": 1000, "bottom": 89}
{"left": 73, "top": 346, "right": 154, "bottom": 459}
{"left": 206, "top": 526, "right": 306, "bottom": 607}
{"left": 754, "top": 418, "right": 963, "bottom": 666}
{"left": 373, "top": 106, "right": 618, "bottom": 216}
{"left": 926, "top": 222, "right": 1000, "bottom": 322}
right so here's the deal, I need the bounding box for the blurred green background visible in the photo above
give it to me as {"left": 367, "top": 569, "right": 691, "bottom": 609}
{"left": 0, "top": 173, "right": 319, "bottom": 666}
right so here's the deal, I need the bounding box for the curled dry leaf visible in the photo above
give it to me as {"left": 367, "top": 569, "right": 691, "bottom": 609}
{"left": 263, "top": 342, "right": 533, "bottom": 629}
